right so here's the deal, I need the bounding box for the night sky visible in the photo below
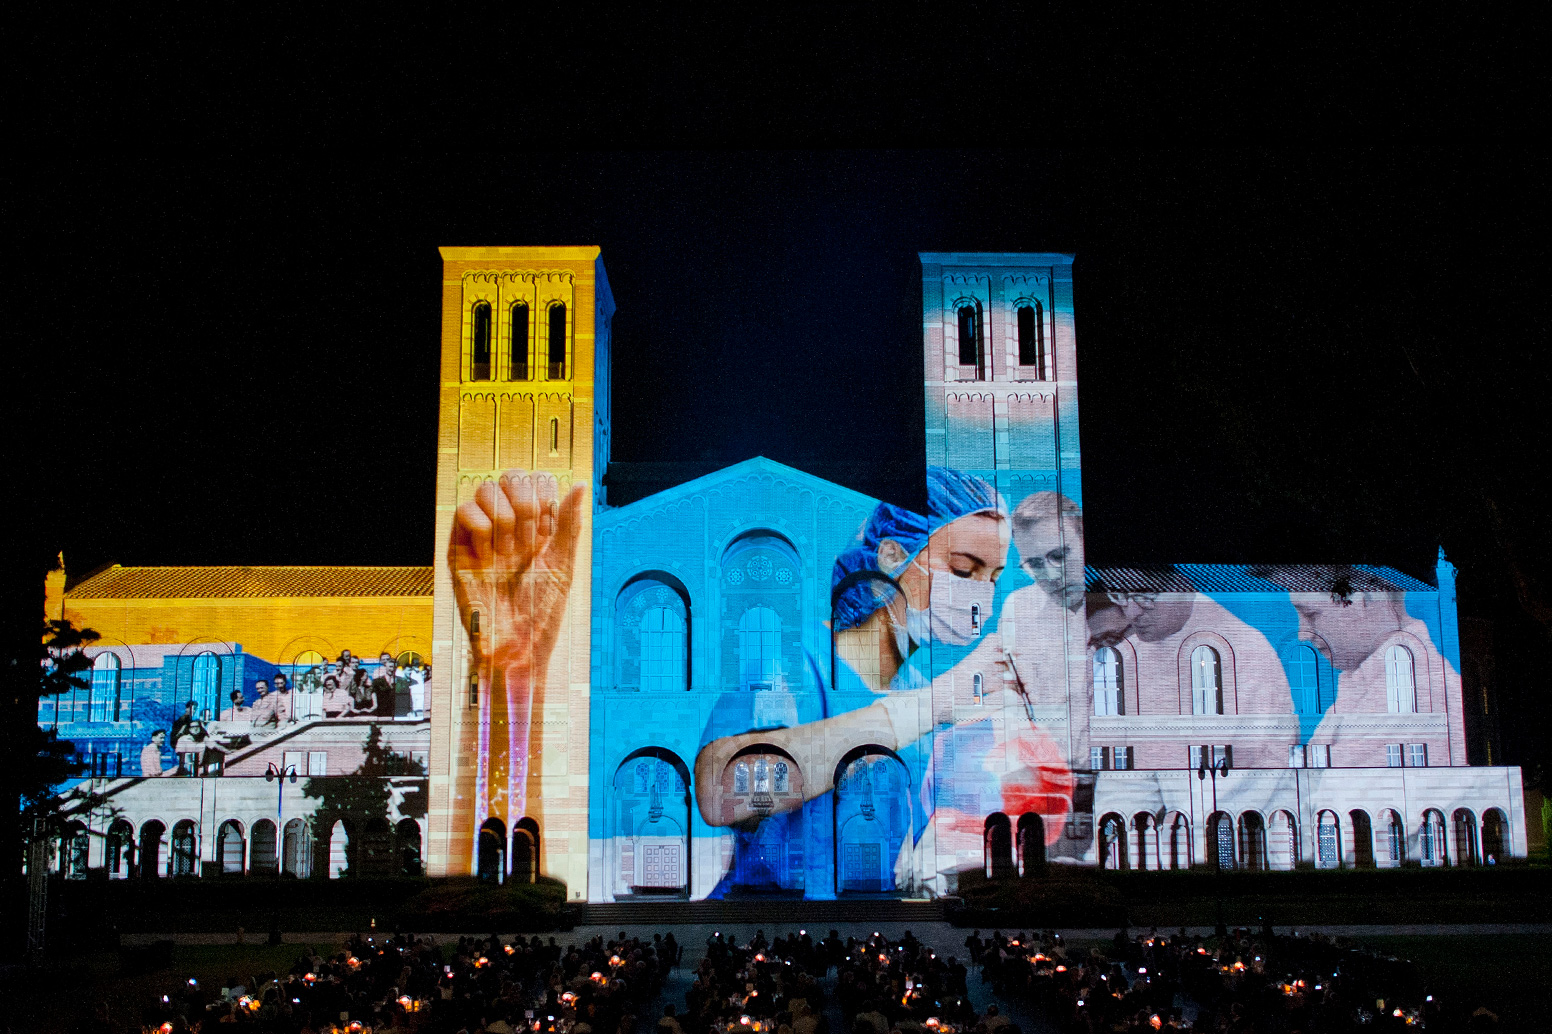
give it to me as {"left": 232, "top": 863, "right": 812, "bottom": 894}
{"left": 8, "top": 148, "right": 1547, "bottom": 773}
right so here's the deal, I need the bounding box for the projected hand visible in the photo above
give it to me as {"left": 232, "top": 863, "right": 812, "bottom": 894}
{"left": 449, "top": 473, "right": 587, "bottom": 671}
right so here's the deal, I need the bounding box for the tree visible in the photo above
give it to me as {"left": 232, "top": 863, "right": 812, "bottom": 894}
{"left": 18, "top": 620, "right": 97, "bottom": 841}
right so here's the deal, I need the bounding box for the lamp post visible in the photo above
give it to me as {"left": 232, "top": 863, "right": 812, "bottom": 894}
{"left": 265, "top": 762, "right": 298, "bottom": 944}
{"left": 1197, "top": 752, "right": 1231, "bottom": 938}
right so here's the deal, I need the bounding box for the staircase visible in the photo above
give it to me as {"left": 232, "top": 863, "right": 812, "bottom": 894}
{"left": 571, "top": 898, "right": 946, "bottom": 928}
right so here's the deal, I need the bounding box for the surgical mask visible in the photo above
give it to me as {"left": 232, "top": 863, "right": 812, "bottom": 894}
{"left": 900, "top": 559, "right": 996, "bottom": 647}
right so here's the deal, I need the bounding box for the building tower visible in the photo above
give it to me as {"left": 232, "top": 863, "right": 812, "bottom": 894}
{"left": 918, "top": 252, "right": 1095, "bottom": 865}
{"left": 427, "top": 247, "right": 613, "bottom": 899}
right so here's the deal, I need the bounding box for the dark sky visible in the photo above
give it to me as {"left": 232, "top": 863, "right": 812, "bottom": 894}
{"left": 7, "top": 147, "right": 1548, "bottom": 770}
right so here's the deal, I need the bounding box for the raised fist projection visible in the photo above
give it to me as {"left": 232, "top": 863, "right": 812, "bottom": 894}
{"left": 449, "top": 473, "right": 586, "bottom": 820}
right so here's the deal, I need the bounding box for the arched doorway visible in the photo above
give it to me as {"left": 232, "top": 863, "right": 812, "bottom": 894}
{"left": 107, "top": 819, "right": 135, "bottom": 879}
{"left": 397, "top": 818, "right": 423, "bottom": 875}
{"left": 282, "top": 818, "right": 311, "bottom": 878}
{"left": 1210, "top": 812, "right": 1235, "bottom": 871}
{"left": 1132, "top": 813, "right": 1158, "bottom": 871}
{"left": 834, "top": 749, "right": 911, "bottom": 894}
{"left": 984, "top": 814, "right": 1015, "bottom": 878}
{"left": 1315, "top": 811, "right": 1341, "bottom": 869}
{"left": 478, "top": 818, "right": 506, "bottom": 883}
{"left": 1097, "top": 813, "right": 1126, "bottom": 871}
{"left": 65, "top": 825, "right": 90, "bottom": 879}
{"left": 1452, "top": 809, "right": 1479, "bottom": 866}
{"left": 1017, "top": 813, "right": 1046, "bottom": 876}
{"left": 722, "top": 746, "right": 805, "bottom": 893}
{"left": 1381, "top": 810, "right": 1405, "bottom": 866}
{"left": 170, "top": 820, "right": 198, "bottom": 876}
{"left": 250, "top": 819, "right": 278, "bottom": 874}
{"left": 217, "top": 820, "right": 245, "bottom": 874}
{"left": 327, "top": 820, "right": 350, "bottom": 879}
{"left": 1164, "top": 813, "right": 1191, "bottom": 870}
{"left": 511, "top": 817, "right": 539, "bottom": 883}
{"left": 1349, "top": 810, "right": 1375, "bottom": 869}
{"left": 1239, "top": 812, "right": 1267, "bottom": 871}
{"left": 612, "top": 750, "right": 691, "bottom": 896}
{"left": 1269, "top": 811, "right": 1298, "bottom": 870}
{"left": 139, "top": 821, "right": 166, "bottom": 879}
{"left": 1482, "top": 808, "right": 1507, "bottom": 864}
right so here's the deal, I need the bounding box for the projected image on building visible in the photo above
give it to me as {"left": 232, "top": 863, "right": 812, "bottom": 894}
{"left": 40, "top": 248, "right": 1526, "bottom": 898}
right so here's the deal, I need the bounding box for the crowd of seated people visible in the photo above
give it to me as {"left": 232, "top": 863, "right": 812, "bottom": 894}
{"left": 972, "top": 925, "right": 1475, "bottom": 1033}
{"left": 138, "top": 928, "right": 671, "bottom": 1033}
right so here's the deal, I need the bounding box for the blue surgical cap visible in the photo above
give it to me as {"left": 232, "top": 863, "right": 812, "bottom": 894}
{"left": 830, "top": 467, "right": 1003, "bottom": 631}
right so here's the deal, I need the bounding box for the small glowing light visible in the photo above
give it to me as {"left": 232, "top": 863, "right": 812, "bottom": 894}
{"left": 1150, "top": 1016, "right": 1162, "bottom": 1030}
{"left": 1394, "top": 1008, "right": 1404, "bottom": 1017}
{"left": 304, "top": 973, "right": 317, "bottom": 984}
{"left": 1138, "top": 967, "right": 1146, "bottom": 974}
{"left": 1055, "top": 965, "right": 1067, "bottom": 972}
{"left": 160, "top": 1024, "right": 174, "bottom": 1033}
{"left": 926, "top": 1019, "right": 939, "bottom": 1028}
{"left": 1076, "top": 999, "right": 1085, "bottom": 1007}
{"left": 740, "top": 1016, "right": 751, "bottom": 1026}
{"left": 1426, "top": 995, "right": 1433, "bottom": 1002}
{"left": 505, "top": 945, "right": 515, "bottom": 955}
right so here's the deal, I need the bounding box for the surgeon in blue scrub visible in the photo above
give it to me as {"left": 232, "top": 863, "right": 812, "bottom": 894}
{"left": 693, "top": 468, "right": 1017, "bottom": 892}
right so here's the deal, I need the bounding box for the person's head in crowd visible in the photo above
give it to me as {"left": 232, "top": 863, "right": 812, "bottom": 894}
{"left": 323, "top": 675, "right": 340, "bottom": 691}
{"left": 183, "top": 700, "right": 196, "bottom": 717}
{"left": 340, "top": 649, "right": 354, "bottom": 664}
{"left": 149, "top": 729, "right": 166, "bottom": 749}
{"left": 273, "top": 672, "right": 289, "bottom": 693}
{"left": 229, "top": 690, "right": 243, "bottom": 709}
{"left": 1011, "top": 491, "right": 1084, "bottom": 612}
{"left": 187, "top": 719, "right": 206, "bottom": 740}
{"left": 380, "top": 651, "right": 396, "bottom": 673}
{"left": 254, "top": 679, "right": 269, "bottom": 699}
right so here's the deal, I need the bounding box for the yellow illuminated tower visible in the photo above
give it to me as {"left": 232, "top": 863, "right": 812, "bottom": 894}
{"left": 427, "top": 248, "right": 612, "bottom": 897}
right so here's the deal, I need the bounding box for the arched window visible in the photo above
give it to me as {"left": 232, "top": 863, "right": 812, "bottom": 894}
{"left": 548, "top": 417, "right": 560, "bottom": 455}
{"left": 738, "top": 607, "right": 782, "bottom": 691}
{"left": 1099, "top": 814, "right": 1128, "bottom": 871}
{"left": 91, "top": 653, "right": 122, "bottom": 723}
{"left": 1017, "top": 302, "right": 1045, "bottom": 375}
{"left": 170, "top": 820, "right": 198, "bottom": 876}
{"left": 282, "top": 818, "right": 311, "bottom": 878}
{"left": 616, "top": 577, "right": 690, "bottom": 692}
{"left": 639, "top": 608, "right": 687, "bottom": 692}
{"left": 723, "top": 532, "right": 801, "bottom": 693}
{"left": 1420, "top": 809, "right": 1445, "bottom": 866}
{"left": 734, "top": 762, "right": 750, "bottom": 794}
{"left": 191, "top": 651, "right": 221, "bottom": 720}
{"left": 1191, "top": 645, "right": 1222, "bottom": 715}
{"left": 1212, "top": 813, "right": 1235, "bottom": 870}
{"left": 774, "top": 761, "right": 789, "bottom": 793}
{"left": 1482, "top": 809, "right": 1506, "bottom": 864}
{"left": 957, "top": 304, "right": 984, "bottom": 379}
{"left": 972, "top": 671, "right": 984, "bottom": 703}
{"left": 509, "top": 302, "right": 529, "bottom": 380}
{"left": 1094, "top": 647, "right": 1123, "bottom": 716}
{"left": 754, "top": 758, "right": 770, "bottom": 792}
{"left": 471, "top": 302, "right": 492, "bottom": 381}
{"left": 1385, "top": 645, "right": 1416, "bottom": 713}
{"left": 1289, "top": 644, "right": 1320, "bottom": 715}
{"left": 548, "top": 302, "right": 567, "bottom": 379}
{"left": 107, "top": 819, "right": 134, "bottom": 878}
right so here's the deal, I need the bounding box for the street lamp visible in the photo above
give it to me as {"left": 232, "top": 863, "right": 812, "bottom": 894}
{"left": 1197, "top": 751, "right": 1231, "bottom": 938}
{"left": 264, "top": 762, "right": 298, "bottom": 944}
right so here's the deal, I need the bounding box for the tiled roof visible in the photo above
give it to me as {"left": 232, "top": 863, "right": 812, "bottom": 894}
{"left": 67, "top": 566, "right": 434, "bottom": 599}
{"left": 1085, "top": 563, "right": 1434, "bottom": 595}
